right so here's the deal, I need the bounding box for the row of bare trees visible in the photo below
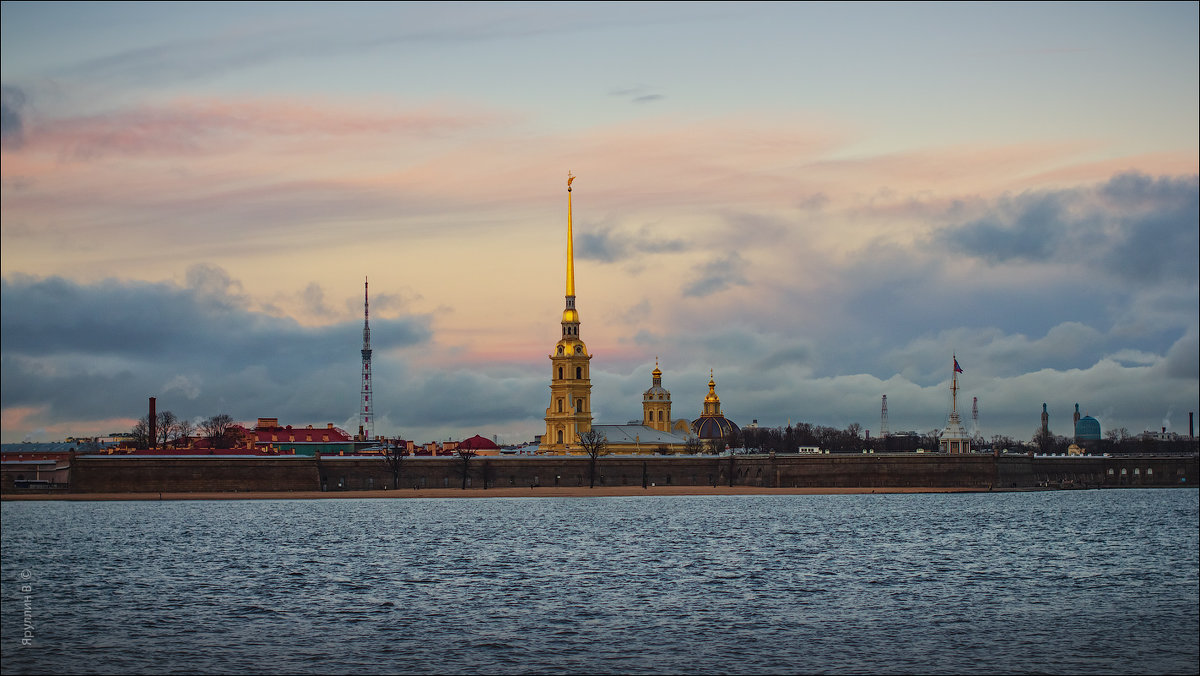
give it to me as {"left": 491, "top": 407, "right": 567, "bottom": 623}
{"left": 128, "top": 412, "right": 238, "bottom": 449}
{"left": 378, "top": 441, "right": 484, "bottom": 490}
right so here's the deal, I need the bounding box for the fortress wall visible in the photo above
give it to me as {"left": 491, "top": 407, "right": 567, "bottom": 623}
{"left": 69, "top": 456, "right": 319, "bottom": 493}
{"left": 55, "top": 453, "right": 1197, "bottom": 494}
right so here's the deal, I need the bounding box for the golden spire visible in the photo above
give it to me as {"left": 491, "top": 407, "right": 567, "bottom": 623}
{"left": 566, "top": 171, "right": 575, "bottom": 297}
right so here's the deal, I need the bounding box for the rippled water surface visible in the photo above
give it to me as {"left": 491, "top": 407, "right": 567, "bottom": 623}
{"left": 3, "top": 490, "right": 1198, "bottom": 674}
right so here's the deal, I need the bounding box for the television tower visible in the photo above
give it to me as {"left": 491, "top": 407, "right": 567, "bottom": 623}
{"left": 880, "top": 395, "right": 889, "bottom": 438}
{"left": 359, "top": 277, "right": 373, "bottom": 440}
{"left": 972, "top": 396, "right": 979, "bottom": 437}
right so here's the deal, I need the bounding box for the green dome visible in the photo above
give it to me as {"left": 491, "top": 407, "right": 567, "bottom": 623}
{"left": 1075, "top": 416, "right": 1101, "bottom": 441}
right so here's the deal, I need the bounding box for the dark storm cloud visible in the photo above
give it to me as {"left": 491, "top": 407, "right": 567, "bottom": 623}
{"left": 0, "top": 270, "right": 431, "bottom": 423}
{"left": 943, "top": 172, "right": 1199, "bottom": 282}
{"left": 1, "top": 85, "right": 27, "bottom": 148}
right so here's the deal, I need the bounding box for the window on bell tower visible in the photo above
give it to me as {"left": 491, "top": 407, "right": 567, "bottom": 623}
{"left": 576, "top": 366, "right": 582, "bottom": 379}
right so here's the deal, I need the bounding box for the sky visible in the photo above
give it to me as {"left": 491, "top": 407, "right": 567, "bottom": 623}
{"left": 2, "top": 1, "right": 1197, "bottom": 445}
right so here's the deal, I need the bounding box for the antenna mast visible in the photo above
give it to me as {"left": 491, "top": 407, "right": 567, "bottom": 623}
{"left": 880, "top": 395, "right": 889, "bottom": 438}
{"left": 360, "top": 277, "right": 373, "bottom": 440}
{"left": 972, "top": 396, "right": 979, "bottom": 437}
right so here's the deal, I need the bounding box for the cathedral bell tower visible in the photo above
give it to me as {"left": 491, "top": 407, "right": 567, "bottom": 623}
{"left": 541, "top": 172, "right": 593, "bottom": 454}
{"left": 642, "top": 359, "right": 672, "bottom": 433}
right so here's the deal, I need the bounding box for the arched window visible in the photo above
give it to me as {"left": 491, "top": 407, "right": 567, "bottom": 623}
{"left": 557, "top": 346, "right": 564, "bottom": 355}
{"left": 576, "top": 366, "right": 582, "bottom": 379}
{"left": 558, "top": 367, "right": 563, "bottom": 379}
{"left": 658, "top": 411, "right": 663, "bottom": 422}
{"left": 558, "top": 399, "right": 564, "bottom": 413}
{"left": 557, "top": 430, "right": 563, "bottom": 444}
{"left": 576, "top": 398, "right": 584, "bottom": 412}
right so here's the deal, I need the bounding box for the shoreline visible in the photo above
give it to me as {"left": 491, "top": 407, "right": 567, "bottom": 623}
{"left": 1, "top": 485, "right": 1081, "bottom": 501}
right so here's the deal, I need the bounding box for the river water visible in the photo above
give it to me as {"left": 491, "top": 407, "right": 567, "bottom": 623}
{"left": 2, "top": 489, "right": 1197, "bottom": 674}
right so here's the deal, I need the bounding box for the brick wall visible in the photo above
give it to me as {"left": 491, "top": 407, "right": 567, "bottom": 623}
{"left": 56, "top": 453, "right": 1197, "bottom": 493}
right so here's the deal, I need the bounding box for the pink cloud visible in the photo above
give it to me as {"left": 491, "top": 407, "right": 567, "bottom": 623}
{"left": 4, "top": 97, "right": 502, "bottom": 162}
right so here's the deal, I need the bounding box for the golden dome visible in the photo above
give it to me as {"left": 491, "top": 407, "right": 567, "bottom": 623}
{"left": 562, "top": 308, "right": 579, "bottom": 323}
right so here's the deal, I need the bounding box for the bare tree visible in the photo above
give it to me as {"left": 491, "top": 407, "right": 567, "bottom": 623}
{"left": 1031, "top": 426, "right": 1056, "bottom": 454}
{"left": 1105, "top": 427, "right": 1130, "bottom": 444}
{"left": 726, "top": 427, "right": 744, "bottom": 452}
{"left": 175, "top": 420, "right": 195, "bottom": 448}
{"left": 456, "top": 447, "right": 477, "bottom": 489}
{"left": 130, "top": 416, "right": 151, "bottom": 450}
{"left": 201, "top": 414, "right": 237, "bottom": 448}
{"left": 381, "top": 439, "right": 406, "bottom": 489}
{"left": 156, "top": 411, "right": 178, "bottom": 448}
{"left": 683, "top": 436, "right": 705, "bottom": 455}
{"left": 577, "top": 429, "right": 608, "bottom": 488}
{"left": 990, "top": 434, "right": 1017, "bottom": 452}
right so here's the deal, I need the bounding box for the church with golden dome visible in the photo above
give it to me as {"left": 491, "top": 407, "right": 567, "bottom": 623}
{"left": 538, "top": 174, "right": 738, "bottom": 455}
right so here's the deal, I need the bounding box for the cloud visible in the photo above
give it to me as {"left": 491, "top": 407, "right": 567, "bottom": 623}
{"left": 578, "top": 227, "right": 628, "bottom": 263}
{"left": 1162, "top": 330, "right": 1198, "bottom": 381}
{"left": 942, "top": 171, "right": 1199, "bottom": 283}
{"left": 0, "top": 85, "right": 26, "bottom": 148}
{"left": 1, "top": 85, "right": 26, "bottom": 149}
{"left": 11, "top": 99, "right": 490, "bottom": 162}
{"left": 0, "top": 268, "right": 432, "bottom": 436}
{"left": 682, "top": 253, "right": 749, "bottom": 297}
{"left": 577, "top": 224, "right": 689, "bottom": 263}
{"left": 609, "top": 86, "right": 664, "bottom": 104}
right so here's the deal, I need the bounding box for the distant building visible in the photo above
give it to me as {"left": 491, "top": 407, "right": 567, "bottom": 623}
{"left": 458, "top": 434, "right": 501, "bottom": 456}
{"left": 252, "top": 418, "right": 354, "bottom": 456}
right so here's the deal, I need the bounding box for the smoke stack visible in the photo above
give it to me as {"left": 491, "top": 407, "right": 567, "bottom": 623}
{"left": 148, "top": 397, "right": 157, "bottom": 449}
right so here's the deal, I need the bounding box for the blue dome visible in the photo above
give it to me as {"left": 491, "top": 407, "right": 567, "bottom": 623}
{"left": 692, "top": 416, "right": 740, "bottom": 440}
{"left": 1075, "top": 416, "right": 1101, "bottom": 441}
